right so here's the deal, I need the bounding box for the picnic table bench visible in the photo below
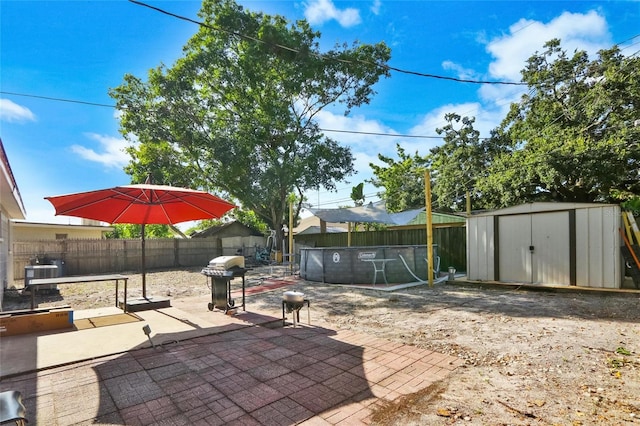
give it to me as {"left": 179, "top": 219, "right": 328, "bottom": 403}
{"left": 26, "top": 274, "right": 129, "bottom": 312}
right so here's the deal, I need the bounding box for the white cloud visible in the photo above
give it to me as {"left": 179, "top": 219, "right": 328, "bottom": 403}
{"left": 315, "top": 110, "right": 400, "bottom": 156}
{"left": 23, "top": 203, "right": 83, "bottom": 225}
{"left": 371, "top": 0, "right": 381, "bottom": 15}
{"left": 477, "top": 10, "right": 610, "bottom": 119}
{"left": 0, "top": 99, "right": 36, "bottom": 123}
{"left": 305, "top": 10, "right": 616, "bottom": 210}
{"left": 409, "top": 103, "right": 505, "bottom": 144}
{"left": 486, "top": 10, "right": 610, "bottom": 81}
{"left": 300, "top": 110, "right": 398, "bottom": 208}
{"left": 304, "top": 0, "right": 361, "bottom": 27}
{"left": 70, "top": 133, "right": 132, "bottom": 168}
{"left": 441, "top": 61, "right": 478, "bottom": 81}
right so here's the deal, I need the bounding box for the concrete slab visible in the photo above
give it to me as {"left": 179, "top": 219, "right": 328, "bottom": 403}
{"left": 0, "top": 305, "right": 279, "bottom": 377}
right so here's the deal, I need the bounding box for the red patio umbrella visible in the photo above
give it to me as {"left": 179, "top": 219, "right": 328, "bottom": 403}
{"left": 45, "top": 184, "right": 236, "bottom": 298}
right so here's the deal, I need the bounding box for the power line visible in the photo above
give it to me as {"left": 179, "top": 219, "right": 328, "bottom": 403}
{"left": 308, "top": 191, "right": 383, "bottom": 208}
{"left": 3, "top": 14, "right": 637, "bottom": 145}
{"left": 0, "top": 91, "right": 114, "bottom": 108}
{"left": 0, "top": 90, "right": 453, "bottom": 140}
{"left": 321, "top": 128, "right": 443, "bottom": 139}
{"left": 128, "top": 0, "right": 526, "bottom": 87}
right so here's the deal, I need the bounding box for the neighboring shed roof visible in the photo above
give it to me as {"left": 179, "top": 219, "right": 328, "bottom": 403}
{"left": 293, "top": 215, "right": 349, "bottom": 234}
{"left": 405, "top": 211, "right": 466, "bottom": 225}
{"left": 309, "top": 201, "right": 423, "bottom": 225}
{"left": 296, "top": 225, "right": 347, "bottom": 235}
{"left": 190, "top": 221, "right": 262, "bottom": 238}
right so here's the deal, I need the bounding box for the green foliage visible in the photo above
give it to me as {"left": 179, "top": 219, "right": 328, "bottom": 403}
{"left": 431, "top": 114, "right": 499, "bottom": 211}
{"left": 621, "top": 197, "right": 640, "bottom": 216}
{"left": 350, "top": 183, "right": 365, "bottom": 207}
{"left": 479, "top": 39, "right": 640, "bottom": 206}
{"left": 184, "top": 209, "right": 268, "bottom": 236}
{"left": 110, "top": 0, "right": 391, "bottom": 249}
{"left": 184, "top": 219, "right": 223, "bottom": 236}
{"left": 105, "top": 224, "right": 173, "bottom": 239}
{"left": 233, "top": 209, "right": 269, "bottom": 234}
{"left": 615, "top": 347, "right": 632, "bottom": 356}
{"left": 368, "top": 144, "right": 430, "bottom": 212}
{"left": 367, "top": 38, "right": 640, "bottom": 211}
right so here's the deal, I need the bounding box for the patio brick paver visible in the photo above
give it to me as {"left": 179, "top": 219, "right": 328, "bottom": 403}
{"left": 321, "top": 400, "right": 372, "bottom": 424}
{"left": 1, "top": 315, "right": 461, "bottom": 425}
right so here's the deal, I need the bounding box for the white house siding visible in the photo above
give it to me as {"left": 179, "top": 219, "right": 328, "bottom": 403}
{"left": 1, "top": 210, "right": 8, "bottom": 290}
{"left": 12, "top": 223, "right": 111, "bottom": 241}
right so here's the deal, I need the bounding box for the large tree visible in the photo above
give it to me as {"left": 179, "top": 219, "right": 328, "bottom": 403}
{"left": 369, "top": 39, "right": 640, "bottom": 211}
{"left": 368, "top": 144, "right": 431, "bottom": 212}
{"left": 480, "top": 39, "right": 640, "bottom": 205}
{"left": 110, "top": 0, "right": 391, "bottom": 249}
{"left": 430, "top": 114, "right": 503, "bottom": 211}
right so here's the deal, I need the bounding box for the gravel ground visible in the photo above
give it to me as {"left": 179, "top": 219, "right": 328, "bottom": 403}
{"left": 3, "top": 266, "right": 640, "bottom": 425}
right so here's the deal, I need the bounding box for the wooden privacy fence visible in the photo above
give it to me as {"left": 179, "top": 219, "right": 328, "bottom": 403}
{"left": 12, "top": 238, "right": 225, "bottom": 279}
{"left": 294, "top": 225, "right": 467, "bottom": 271}
{"left": 12, "top": 226, "right": 467, "bottom": 279}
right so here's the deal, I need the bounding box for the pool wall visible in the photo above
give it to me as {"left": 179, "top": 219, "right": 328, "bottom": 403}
{"left": 299, "top": 245, "right": 438, "bottom": 284}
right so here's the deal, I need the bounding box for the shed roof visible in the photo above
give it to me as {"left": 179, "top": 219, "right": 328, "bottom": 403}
{"left": 472, "top": 202, "right": 620, "bottom": 217}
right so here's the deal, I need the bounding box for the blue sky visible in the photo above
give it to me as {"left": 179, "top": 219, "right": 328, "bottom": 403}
{"left": 2, "top": 0, "right": 639, "bottom": 227}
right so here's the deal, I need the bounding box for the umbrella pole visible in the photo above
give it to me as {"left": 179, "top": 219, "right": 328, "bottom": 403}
{"left": 141, "top": 224, "right": 146, "bottom": 299}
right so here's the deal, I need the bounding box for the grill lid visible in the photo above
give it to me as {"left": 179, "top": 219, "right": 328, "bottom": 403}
{"left": 283, "top": 291, "right": 304, "bottom": 302}
{"left": 208, "top": 256, "right": 245, "bottom": 270}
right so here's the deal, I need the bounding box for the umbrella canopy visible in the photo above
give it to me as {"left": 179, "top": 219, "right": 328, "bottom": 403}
{"left": 45, "top": 184, "right": 236, "bottom": 225}
{"left": 45, "top": 184, "right": 236, "bottom": 299}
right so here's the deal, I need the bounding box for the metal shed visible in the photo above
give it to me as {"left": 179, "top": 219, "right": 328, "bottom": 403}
{"left": 467, "top": 202, "right": 622, "bottom": 288}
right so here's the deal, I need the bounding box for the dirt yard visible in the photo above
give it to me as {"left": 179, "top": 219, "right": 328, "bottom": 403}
{"left": 3, "top": 266, "right": 640, "bottom": 425}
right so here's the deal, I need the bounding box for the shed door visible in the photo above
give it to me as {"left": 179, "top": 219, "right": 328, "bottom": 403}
{"left": 499, "top": 211, "right": 570, "bottom": 284}
{"left": 498, "top": 215, "right": 532, "bottom": 282}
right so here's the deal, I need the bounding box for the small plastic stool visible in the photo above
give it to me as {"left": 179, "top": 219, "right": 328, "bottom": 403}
{"left": 0, "top": 390, "right": 27, "bottom": 425}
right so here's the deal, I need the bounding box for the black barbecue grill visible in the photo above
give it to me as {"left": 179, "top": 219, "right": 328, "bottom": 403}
{"left": 201, "top": 256, "right": 248, "bottom": 313}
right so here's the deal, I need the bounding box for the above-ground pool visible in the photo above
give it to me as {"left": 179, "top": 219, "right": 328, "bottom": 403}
{"left": 299, "top": 245, "right": 438, "bottom": 285}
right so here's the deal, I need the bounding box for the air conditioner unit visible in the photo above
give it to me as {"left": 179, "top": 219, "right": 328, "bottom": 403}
{"left": 24, "top": 265, "right": 59, "bottom": 293}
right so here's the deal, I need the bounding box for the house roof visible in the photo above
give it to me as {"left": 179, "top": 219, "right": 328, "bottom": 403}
{"left": 0, "top": 138, "right": 26, "bottom": 219}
